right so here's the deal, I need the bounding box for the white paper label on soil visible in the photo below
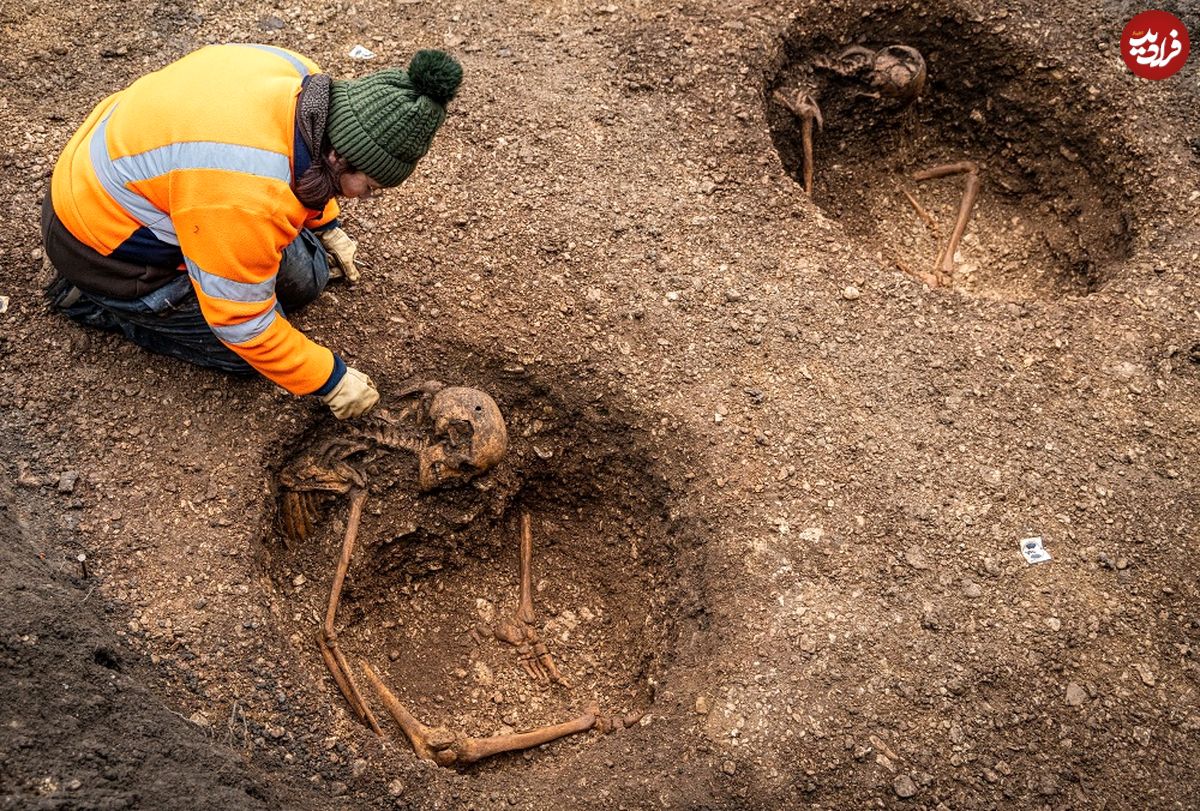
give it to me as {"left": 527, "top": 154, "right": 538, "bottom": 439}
{"left": 1020, "top": 536, "right": 1052, "bottom": 564}
{"left": 348, "top": 45, "right": 376, "bottom": 60}
{"left": 0, "top": 295, "right": 8, "bottom": 314}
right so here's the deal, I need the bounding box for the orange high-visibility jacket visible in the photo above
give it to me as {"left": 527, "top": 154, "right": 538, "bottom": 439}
{"left": 51, "top": 44, "right": 341, "bottom": 395}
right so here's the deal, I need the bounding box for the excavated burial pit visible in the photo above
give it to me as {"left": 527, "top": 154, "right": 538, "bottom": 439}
{"left": 264, "top": 377, "right": 701, "bottom": 765}
{"left": 766, "top": 0, "right": 1135, "bottom": 301}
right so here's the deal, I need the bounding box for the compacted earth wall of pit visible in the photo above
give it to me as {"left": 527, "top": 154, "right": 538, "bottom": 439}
{"left": 262, "top": 364, "right": 708, "bottom": 769}
{"left": 766, "top": 0, "right": 1138, "bottom": 301}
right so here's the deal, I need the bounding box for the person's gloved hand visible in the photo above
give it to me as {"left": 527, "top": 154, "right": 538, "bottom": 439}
{"left": 319, "top": 226, "right": 360, "bottom": 283}
{"left": 321, "top": 366, "right": 379, "bottom": 419}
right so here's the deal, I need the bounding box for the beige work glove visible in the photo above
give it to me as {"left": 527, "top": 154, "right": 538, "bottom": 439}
{"left": 321, "top": 366, "right": 379, "bottom": 419}
{"left": 319, "top": 226, "right": 360, "bottom": 283}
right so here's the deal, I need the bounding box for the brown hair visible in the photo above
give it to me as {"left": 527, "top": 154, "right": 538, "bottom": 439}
{"left": 293, "top": 145, "right": 354, "bottom": 210}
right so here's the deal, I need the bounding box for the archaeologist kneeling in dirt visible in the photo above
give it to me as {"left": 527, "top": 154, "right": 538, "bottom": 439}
{"left": 41, "top": 45, "right": 462, "bottom": 420}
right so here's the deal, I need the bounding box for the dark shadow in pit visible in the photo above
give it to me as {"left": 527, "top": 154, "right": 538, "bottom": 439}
{"left": 260, "top": 357, "right": 708, "bottom": 769}
{"left": 0, "top": 489, "right": 289, "bottom": 808}
{"left": 765, "top": 0, "right": 1136, "bottom": 301}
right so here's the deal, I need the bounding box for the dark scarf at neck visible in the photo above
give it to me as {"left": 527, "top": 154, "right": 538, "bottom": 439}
{"left": 296, "top": 74, "right": 333, "bottom": 164}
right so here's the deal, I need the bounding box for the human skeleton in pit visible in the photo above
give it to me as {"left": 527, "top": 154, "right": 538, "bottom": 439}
{"left": 772, "top": 43, "right": 981, "bottom": 286}
{"left": 276, "top": 380, "right": 638, "bottom": 766}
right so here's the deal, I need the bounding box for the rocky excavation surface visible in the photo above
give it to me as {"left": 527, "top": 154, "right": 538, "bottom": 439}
{"left": 1, "top": 0, "right": 1198, "bottom": 808}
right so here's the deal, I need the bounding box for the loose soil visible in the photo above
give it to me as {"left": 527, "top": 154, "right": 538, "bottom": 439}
{"left": 1, "top": 0, "right": 1198, "bottom": 809}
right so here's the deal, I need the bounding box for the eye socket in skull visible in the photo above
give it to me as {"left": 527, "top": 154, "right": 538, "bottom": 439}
{"left": 418, "top": 387, "right": 508, "bottom": 491}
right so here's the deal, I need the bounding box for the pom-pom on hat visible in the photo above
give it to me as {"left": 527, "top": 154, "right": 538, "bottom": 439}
{"left": 327, "top": 50, "right": 463, "bottom": 187}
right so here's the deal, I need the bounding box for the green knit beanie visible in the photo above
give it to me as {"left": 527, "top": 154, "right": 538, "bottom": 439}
{"left": 327, "top": 50, "right": 463, "bottom": 187}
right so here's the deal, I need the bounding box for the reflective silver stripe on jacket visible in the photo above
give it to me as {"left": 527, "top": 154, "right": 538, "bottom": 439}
{"left": 90, "top": 114, "right": 178, "bottom": 244}
{"left": 90, "top": 111, "right": 292, "bottom": 245}
{"left": 185, "top": 257, "right": 280, "bottom": 345}
{"left": 113, "top": 142, "right": 290, "bottom": 187}
{"left": 186, "top": 257, "right": 276, "bottom": 302}
{"left": 208, "top": 307, "right": 280, "bottom": 345}
{"left": 232, "top": 44, "right": 312, "bottom": 77}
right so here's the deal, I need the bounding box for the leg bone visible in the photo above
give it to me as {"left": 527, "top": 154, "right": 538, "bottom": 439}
{"left": 318, "top": 488, "right": 382, "bottom": 734}
{"left": 361, "top": 659, "right": 595, "bottom": 767}
{"left": 913, "top": 161, "right": 980, "bottom": 279}
{"left": 451, "top": 713, "right": 596, "bottom": 766}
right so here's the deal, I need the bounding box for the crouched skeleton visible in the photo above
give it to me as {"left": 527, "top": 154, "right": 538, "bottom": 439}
{"left": 277, "top": 380, "right": 638, "bottom": 766}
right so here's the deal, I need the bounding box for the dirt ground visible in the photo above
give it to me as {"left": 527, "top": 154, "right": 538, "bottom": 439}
{"left": 2, "top": 0, "right": 1198, "bottom": 808}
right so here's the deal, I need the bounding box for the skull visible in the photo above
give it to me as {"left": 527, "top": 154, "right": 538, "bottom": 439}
{"left": 418, "top": 387, "right": 508, "bottom": 491}
{"left": 871, "top": 45, "right": 926, "bottom": 104}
